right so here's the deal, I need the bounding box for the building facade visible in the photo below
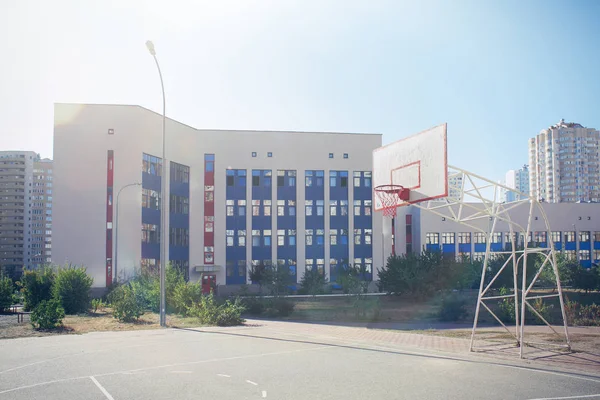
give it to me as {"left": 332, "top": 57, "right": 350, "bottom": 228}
{"left": 396, "top": 202, "right": 600, "bottom": 268}
{"left": 0, "top": 151, "right": 52, "bottom": 278}
{"left": 52, "top": 104, "right": 387, "bottom": 289}
{"left": 529, "top": 119, "right": 600, "bottom": 203}
{"left": 503, "top": 165, "right": 530, "bottom": 202}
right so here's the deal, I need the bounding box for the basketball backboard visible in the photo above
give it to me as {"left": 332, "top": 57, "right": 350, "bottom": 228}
{"left": 373, "top": 123, "right": 448, "bottom": 210}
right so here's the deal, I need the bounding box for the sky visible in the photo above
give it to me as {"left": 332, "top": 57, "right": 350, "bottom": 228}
{"left": 1, "top": 0, "right": 599, "bottom": 182}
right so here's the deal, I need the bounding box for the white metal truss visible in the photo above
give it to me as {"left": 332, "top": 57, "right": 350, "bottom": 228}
{"left": 409, "top": 165, "right": 570, "bottom": 358}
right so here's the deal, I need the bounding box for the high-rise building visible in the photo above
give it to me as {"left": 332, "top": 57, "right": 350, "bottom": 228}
{"left": 503, "top": 165, "right": 530, "bottom": 202}
{"left": 0, "top": 151, "right": 52, "bottom": 278}
{"left": 52, "top": 103, "right": 387, "bottom": 290}
{"left": 529, "top": 119, "right": 600, "bottom": 203}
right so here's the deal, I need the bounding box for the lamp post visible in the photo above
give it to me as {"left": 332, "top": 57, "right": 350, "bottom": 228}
{"left": 146, "top": 40, "right": 167, "bottom": 327}
{"left": 114, "top": 183, "right": 141, "bottom": 284}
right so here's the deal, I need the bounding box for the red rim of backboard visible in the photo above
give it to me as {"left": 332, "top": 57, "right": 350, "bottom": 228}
{"left": 374, "top": 184, "right": 409, "bottom": 218}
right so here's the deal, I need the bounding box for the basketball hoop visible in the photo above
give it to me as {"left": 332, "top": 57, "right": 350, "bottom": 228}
{"left": 374, "top": 184, "right": 409, "bottom": 218}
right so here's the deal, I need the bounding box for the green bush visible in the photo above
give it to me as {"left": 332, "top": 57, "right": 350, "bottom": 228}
{"left": 264, "top": 298, "right": 295, "bottom": 318}
{"left": 19, "top": 267, "right": 55, "bottom": 311}
{"left": 298, "top": 268, "right": 328, "bottom": 296}
{"left": 187, "top": 293, "right": 245, "bottom": 326}
{"left": 172, "top": 280, "right": 203, "bottom": 315}
{"left": 91, "top": 298, "right": 105, "bottom": 314}
{"left": 240, "top": 296, "right": 266, "bottom": 315}
{"left": 127, "top": 265, "right": 185, "bottom": 313}
{"left": 497, "top": 287, "right": 516, "bottom": 323}
{"left": 0, "top": 276, "right": 13, "bottom": 311}
{"left": 438, "top": 294, "right": 468, "bottom": 322}
{"left": 575, "top": 304, "right": 600, "bottom": 326}
{"left": 31, "top": 299, "right": 65, "bottom": 329}
{"left": 53, "top": 266, "right": 93, "bottom": 314}
{"left": 109, "top": 285, "right": 144, "bottom": 322}
{"left": 527, "top": 298, "right": 554, "bottom": 324}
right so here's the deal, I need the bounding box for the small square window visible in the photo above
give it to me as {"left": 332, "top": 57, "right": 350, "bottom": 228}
{"left": 268, "top": 152, "right": 273, "bottom": 157}
{"left": 329, "top": 153, "right": 334, "bottom": 158}
{"left": 343, "top": 153, "right": 348, "bottom": 159}
{"left": 252, "top": 152, "right": 257, "bottom": 157}
{"left": 108, "top": 129, "right": 114, "bottom": 135}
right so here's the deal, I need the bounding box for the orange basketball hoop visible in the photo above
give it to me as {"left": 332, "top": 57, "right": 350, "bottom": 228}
{"left": 374, "top": 184, "right": 409, "bottom": 218}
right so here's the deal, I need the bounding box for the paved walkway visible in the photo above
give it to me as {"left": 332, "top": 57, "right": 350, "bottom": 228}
{"left": 203, "top": 319, "right": 600, "bottom": 376}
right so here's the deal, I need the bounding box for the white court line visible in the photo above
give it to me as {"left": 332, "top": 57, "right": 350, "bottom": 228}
{"left": 170, "top": 370, "right": 192, "bottom": 374}
{"left": 246, "top": 380, "right": 258, "bottom": 386}
{"left": 0, "top": 345, "right": 331, "bottom": 395}
{"left": 217, "top": 374, "right": 231, "bottom": 378}
{"left": 90, "top": 376, "right": 115, "bottom": 400}
{"left": 527, "top": 394, "right": 600, "bottom": 400}
{"left": 262, "top": 390, "right": 267, "bottom": 398}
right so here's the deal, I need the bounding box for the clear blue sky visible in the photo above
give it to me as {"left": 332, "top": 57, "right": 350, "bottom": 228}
{"left": 1, "top": 0, "right": 599, "bottom": 182}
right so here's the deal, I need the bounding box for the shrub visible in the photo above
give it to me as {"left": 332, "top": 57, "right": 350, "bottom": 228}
{"left": 241, "top": 296, "right": 266, "bottom": 315}
{"left": 264, "top": 298, "right": 295, "bottom": 318}
{"left": 0, "top": 276, "right": 13, "bottom": 311}
{"left": 438, "top": 294, "right": 468, "bottom": 322}
{"left": 91, "top": 298, "right": 105, "bottom": 314}
{"left": 188, "top": 293, "right": 245, "bottom": 326}
{"left": 575, "top": 304, "right": 600, "bottom": 326}
{"left": 497, "top": 287, "right": 516, "bottom": 323}
{"left": 172, "top": 280, "right": 203, "bottom": 315}
{"left": 109, "top": 285, "right": 144, "bottom": 322}
{"left": 19, "top": 267, "right": 55, "bottom": 311}
{"left": 337, "top": 264, "right": 369, "bottom": 295}
{"left": 31, "top": 299, "right": 65, "bottom": 329}
{"left": 298, "top": 268, "right": 328, "bottom": 296}
{"left": 53, "top": 266, "right": 93, "bottom": 314}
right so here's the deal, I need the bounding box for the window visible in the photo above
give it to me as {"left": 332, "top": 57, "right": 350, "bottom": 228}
{"left": 426, "top": 233, "right": 439, "bottom": 244}
{"left": 317, "top": 200, "right": 324, "bottom": 216}
{"left": 534, "top": 231, "right": 547, "bottom": 243}
{"left": 329, "top": 153, "right": 334, "bottom": 158}
{"left": 458, "top": 232, "right": 471, "bottom": 244}
{"left": 474, "top": 232, "right": 486, "bottom": 244}
{"left": 226, "top": 174, "right": 234, "bottom": 186}
{"left": 594, "top": 232, "right": 600, "bottom": 242}
{"left": 277, "top": 176, "right": 284, "bottom": 187}
{"left": 330, "top": 200, "right": 337, "bottom": 216}
{"left": 305, "top": 171, "right": 313, "bottom": 187}
{"left": 278, "top": 230, "right": 285, "bottom": 246}
{"left": 565, "top": 231, "right": 576, "bottom": 242}
{"left": 354, "top": 200, "right": 361, "bottom": 216}
{"left": 252, "top": 234, "right": 261, "bottom": 247}
{"left": 340, "top": 200, "right": 348, "bottom": 216}
{"left": 264, "top": 236, "right": 271, "bottom": 246}
{"left": 364, "top": 200, "right": 372, "bottom": 216}
{"left": 579, "top": 249, "right": 590, "bottom": 261}
{"left": 169, "top": 228, "right": 189, "bottom": 247}
{"left": 264, "top": 200, "right": 271, "bottom": 216}
{"left": 252, "top": 200, "right": 260, "bottom": 216}
{"left": 142, "top": 189, "right": 160, "bottom": 210}
{"left": 170, "top": 194, "right": 189, "bottom": 214}
{"left": 442, "top": 232, "right": 455, "bottom": 244}
{"left": 252, "top": 175, "right": 260, "bottom": 186}
{"left": 142, "top": 224, "right": 159, "bottom": 243}
{"left": 142, "top": 153, "right": 162, "bottom": 176}
{"left": 277, "top": 200, "right": 285, "bottom": 216}
{"left": 552, "top": 231, "right": 562, "bottom": 242}
{"left": 364, "top": 229, "right": 372, "bottom": 245}
{"left": 171, "top": 162, "right": 190, "bottom": 183}
{"left": 354, "top": 229, "right": 361, "bottom": 245}
{"left": 473, "top": 252, "right": 485, "bottom": 261}
{"left": 579, "top": 231, "right": 590, "bottom": 242}
{"left": 305, "top": 259, "right": 314, "bottom": 270}
{"left": 330, "top": 176, "right": 336, "bottom": 187}
{"left": 289, "top": 236, "right": 296, "bottom": 246}
{"left": 238, "top": 205, "right": 245, "bottom": 216}
{"left": 594, "top": 250, "right": 600, "bottom": 261}
{"left": 252, "top": 152, "right": 257, "bottom": 157}
{"left": 226, "top": 230, "right": 234, "bottom": 246}
{"left": 306, "top": 229, "right": 313, "bottom": 245}
{"left": 239, "top": 236, "right": 246, "bottom": 246}
{"left": 226, "top": 200, "right": 235, "bottom": 216}
{"left": 267, "top": 152, "right": 272, "bottom": 157}
{"left": 343, "top": 153, "right": 348, "bottom": 159}
{"left": 305, "top": 200, "right": 313, "bottom": 216}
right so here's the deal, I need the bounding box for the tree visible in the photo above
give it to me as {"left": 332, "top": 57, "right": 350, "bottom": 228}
{"left": 266, "top": 265, "right": 294, "bottom": 297}
{"left": 337, "top": 264, "right": 369, "bottom": 295}
{"left": 571, "top": 264, "right": 600, "bottom": 294}
{"left": 248, "top": 262, "right": 270, "bottom": 293}
{"left": 299, "top": 268, "right": 328, "bottom": 296}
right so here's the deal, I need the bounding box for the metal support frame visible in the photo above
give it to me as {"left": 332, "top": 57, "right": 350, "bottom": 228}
{"left": 406, "top": 165, "right": 570, "bottom": 358}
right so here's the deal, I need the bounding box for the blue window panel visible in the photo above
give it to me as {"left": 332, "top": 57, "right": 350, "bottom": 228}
{"left": 580, "top": 241, "right": 591, "bottom": 250}
{"left": 474, "top": 243, "right": 486, "bottom": 252}
{"left": 426, "top": 244, "right": 441, "bottom": 252}
{"left": 539, "top": 242, "right": 548, "bottom": 248}
{"left": 594, "top": 241, "right": 600, "bottom": 250}
{"left": 354, "top": 245, "right": 372, "bottom": 259}
{"left": 142, "top": 173, "right": 161, "bottom": 192}
{"left": 490, "top": 243, "right": 503, "bottom": 252}
{"left": 169, "top": 246, "right": 188, "bottom": 261}
{"left": 289, "top": 236, "right": 296, "bottom": 246}
{"left": 330, "top": 177, "right": 336, "bottom": 187}
{"left": 170, "top": 181, "right": 189, "bottom": 197}
{"left": 340, "top": 236, "right": 348, "bottom": 245}
{"left": 316, "top": 236, "right": 324, "bottom": 246}
{"left": 580, "top": 260, "right": 592, "bottom": 268}
{"left": 554, "top": 242, "right": 562, "bottom": 251}
{"left": 169, "top": 213, "right": 188, "bottom": 229}
{"left": 142, "top": 243, "right": 160, "bottom": 260}
{"left": 252, "top": 170, "right": 260, "bottom": 176}
{"left": 565, "top": 242, "right": 576, "bottom": 251}
{"left": 206, "top": 161, "right": 214, "bottom": 172}
{"left": 264, "top": 236, "right": 271, "bottom": 246}
{"left": 442, "top": 244, "right": 456, "bottom": 253}
{"left": 459, "top": 244, "right": 471, "bottom": 253}
{"left": 238, "top": 176, "right": 246, "bottom": 186}
{"left": 226, "top": 169, "right": 235, "bottom": 176}
{"left": 205, "top": 154, "right": 215, "bottom": 161}
{"left": 142, "top": 207, "right": 161, "bottom": 225}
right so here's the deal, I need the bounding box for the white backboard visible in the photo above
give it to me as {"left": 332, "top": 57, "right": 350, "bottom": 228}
{"left": 373, "top": 123, "right": 448, "bottom": 210}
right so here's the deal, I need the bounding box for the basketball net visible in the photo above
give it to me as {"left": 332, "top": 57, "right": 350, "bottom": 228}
{"left": 374, "top": 184, "right": 405, "bottom": 218}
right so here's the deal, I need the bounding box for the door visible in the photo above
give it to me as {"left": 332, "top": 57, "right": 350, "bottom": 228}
{"left": 202, "top": 274, "right": 216, "bottom": 294}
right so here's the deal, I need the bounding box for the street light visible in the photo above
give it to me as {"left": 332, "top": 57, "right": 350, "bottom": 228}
{"left": 114, "top": 183, "right": 141, "bottom": 284}
{"left": 146, "top": 40, "right": 167, "bottom": 327}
